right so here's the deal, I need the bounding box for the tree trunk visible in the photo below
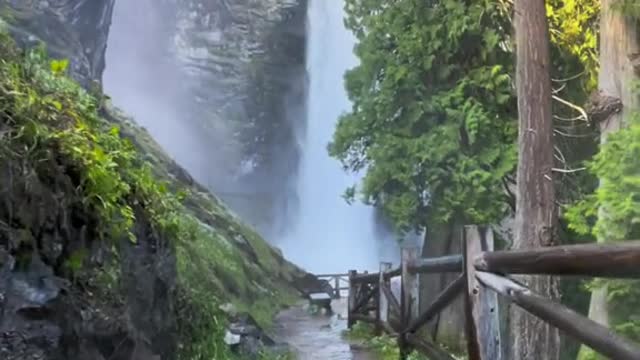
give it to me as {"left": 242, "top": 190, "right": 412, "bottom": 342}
{"left": 511, "top": 1, "right": 560, "bottom": 359}
{"left": 419, "top": 223, "right": 466, "bottom": 352}
{"left": 578, "top": 1, "right": 639, "bottom": 358}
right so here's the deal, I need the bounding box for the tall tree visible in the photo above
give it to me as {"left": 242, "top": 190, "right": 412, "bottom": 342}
{"left": 512, "top": 0, "right": 560, "bottom": 359}
{"left": 574, "top": 1, "right": 640, "bottom": 358}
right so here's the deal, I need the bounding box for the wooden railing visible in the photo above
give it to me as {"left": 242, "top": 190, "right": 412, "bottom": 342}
{"left": 317, "top": 273, "right": 350, "bottom": 298}
{"left": 345, "top": 225, "right": 640, "bottom": 360}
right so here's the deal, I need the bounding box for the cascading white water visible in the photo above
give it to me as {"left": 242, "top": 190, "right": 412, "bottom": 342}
{"left": 279, "top": 0, "right": 388, "bottom": 274}
{"left": 104, "top": 0, "right": 398, "bottom": 273}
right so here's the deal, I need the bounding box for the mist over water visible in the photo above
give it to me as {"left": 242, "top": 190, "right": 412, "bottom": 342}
{"left": 103, "top": 0, "right": 399, "bottom": 274}
{"left": 278, "top": 0, "right": 397, "bottom": 274}
{"left": 103, "top": 0, "right": 241, "bottom": 190}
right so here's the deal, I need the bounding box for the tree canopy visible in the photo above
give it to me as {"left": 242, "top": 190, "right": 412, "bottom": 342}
{"left": 330, "top": 0, "right": 599, "bottom": 235}
{"left": 330, "top": 0, "right": 517, "bottom": 233}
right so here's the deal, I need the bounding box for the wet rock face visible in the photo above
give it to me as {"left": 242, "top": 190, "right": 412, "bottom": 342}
{"left": 171, "top": 0, "right": 308, "bottom": 233}
{"left": 0, "top": 154, "right": 176, "bottom": 360}
{"left": 102, "top": 0, "right": 307, "bottom": 235}
{"left": 0, "top": 0, "right": 115, "bottom": 87}
{"left": 0, "top": 0, "right": 311, "bottom": 358}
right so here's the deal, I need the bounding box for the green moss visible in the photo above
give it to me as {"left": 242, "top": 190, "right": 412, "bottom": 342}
{"left": 0, "top": 33, "right": 303, "bottom": 360}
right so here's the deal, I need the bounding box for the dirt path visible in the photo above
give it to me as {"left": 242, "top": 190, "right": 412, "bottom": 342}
{"left": 272, "top": 298, "right": 378, "bottom": 360}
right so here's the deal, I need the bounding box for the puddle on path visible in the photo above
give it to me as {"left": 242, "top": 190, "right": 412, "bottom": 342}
{"left": 272, "top": 298, "right": 378, "bottom": 360}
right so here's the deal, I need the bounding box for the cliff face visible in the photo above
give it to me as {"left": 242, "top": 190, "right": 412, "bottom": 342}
{"left": 174, "top": 0, "right": 307, "bottom": 236}
{"left": 105, "top": 0, "right": 307, "bottom": 236}
{"left": 0, "top": 1, "right": 315, "bottom": 359}
{"left": 1, "top": 0, "right": 115, "bottom": 87}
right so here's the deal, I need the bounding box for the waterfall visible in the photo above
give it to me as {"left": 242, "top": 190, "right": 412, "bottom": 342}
{"left": 103, "top": 0, "right": 243, "bottom": 193}
{"left": 278, "top": 0, "right": 394, "bottom": 274}
{"left": 103, "top": 0, "right": 210, "bottom": 183}
{"left": 103, "top": 0, "right": 398, "bottom": 273}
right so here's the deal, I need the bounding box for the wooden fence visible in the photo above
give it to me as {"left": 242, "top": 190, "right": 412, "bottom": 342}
{"left": 316, "top": 273, "right": 350, "bottom": 298}
{"left": 345, "top": 225, "right": 640, "bottom": 360}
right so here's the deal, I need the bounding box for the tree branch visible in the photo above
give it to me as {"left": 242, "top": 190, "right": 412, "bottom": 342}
{"left": 552, "top": 167, "right": 586, "bottom": 174}
{"left": 552, "top": 95, "right": 589, "bottom": 122}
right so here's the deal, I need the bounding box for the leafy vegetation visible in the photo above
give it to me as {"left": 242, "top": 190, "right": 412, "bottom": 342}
{"left": 346, "top": 322, "right": 465, "bottom": 360}
{"left": 331, "top": 0, "right": 517, "bottom": 233}
{"left": 332, "top": 0, "right": 606, "bottom": 359}
{"left": 0, "top": 30, "right": 299, "bottom": 360}
{"left": 566, "top": 118, "right": 640, "bottom": 359}
{"left": 331, "top": 0, "right": 599, "bottom": 235}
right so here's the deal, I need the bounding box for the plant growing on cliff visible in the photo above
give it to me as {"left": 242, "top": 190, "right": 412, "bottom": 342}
{"left": 0, "top": 34, "right": 235, "bottom": 358}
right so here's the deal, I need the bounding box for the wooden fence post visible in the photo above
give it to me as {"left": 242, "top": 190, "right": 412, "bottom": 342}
{"left": 348, "top": 270, "right": 357, "bottom": 328}
{"left": 401, "top": 247, "right": 420, "bottom": 323}
{"left": 378, "top": 262, "right": 392, "bottom": 334}
{"left": 400, "top": 247, "right": 419, "bottom": 359}
{"left": 464, "top": 225, "right": 501, "bottom": 360}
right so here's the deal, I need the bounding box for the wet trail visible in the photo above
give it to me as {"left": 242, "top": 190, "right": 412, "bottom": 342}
{"left": 272, "top": 298, "right": 378, "bottom": 360}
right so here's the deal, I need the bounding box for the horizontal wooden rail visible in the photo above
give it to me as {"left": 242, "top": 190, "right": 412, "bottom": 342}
{"left": 351, "top": 267, "right": 401, "bottom": 284}
{"left": 475, "top": 241, "right": 640, "bottom": 278}
{"left": 408, "top": 254, "right": 463, "bottom": 274}
{"left": 345, "top": 227, "right": 640, "bottom": 360}
{"left": 316, "top": 273, "right": 348, "bottom": 278}
{"left": 477, "top": 271, "right": 640, "bottom": 360}
{"left": 351, "top": 272, "right": 379, "bottom": 284}
{"left": 387, "top": 267, "right": 402, "bottom": 278}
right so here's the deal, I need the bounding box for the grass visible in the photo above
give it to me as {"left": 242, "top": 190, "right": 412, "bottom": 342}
{"left": 345, "top": 322, "right": 468, "bottom": 360}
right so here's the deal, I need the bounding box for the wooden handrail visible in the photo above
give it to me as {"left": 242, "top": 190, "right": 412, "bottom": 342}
{"left": 351, "top": 266, "right": 401, "bottom": 284}
{"left": 408, "top": 255, "right": 463, "bottom": 274}
{"left": 316, "top": 273, "right": 349, "bottom": 278}
{"left": 475, "top": 241, "right": 640, "bottom": 278}
{"left": 477, "top": 271, "right": 640, "bottom": 360}
{"left": 342, "top": 230, "right": 640, "bottom": 360}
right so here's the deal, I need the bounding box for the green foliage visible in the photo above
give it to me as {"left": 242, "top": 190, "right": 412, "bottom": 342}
{"left": 0, "top": 34, "right": 298, "bottom": 360}
{"left": 346, "top": 322, "right": 464, "bottom": 360}
{"left": 566, "top": 121, "right": 640, "bottom": 241}
{"left": 612, "top": 0, "right": 640, "bottom": 18}
{"left": 567, "top": 120, "right": 640, "bottom": 347}
{"left": 333, "top": 0, "right": 600, "bottom": 234}
{"left": 547, "top": 0, "right": 600, "bottom": 91}
{"left": 332, "top": 0, "right": 518, "bottom": 232}
{"left": 334, "top": 3, "right": 599, "bottom": 356}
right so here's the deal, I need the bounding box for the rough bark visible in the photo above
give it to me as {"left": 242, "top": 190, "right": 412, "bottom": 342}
{"left": 419, "top": 223, "right": 466, "bottom": 352}
{"left": 511, "top": 0, "right": 560, "bottom": 359}
{"left": 578, "top": 1, "right": 640, "bottom": 358}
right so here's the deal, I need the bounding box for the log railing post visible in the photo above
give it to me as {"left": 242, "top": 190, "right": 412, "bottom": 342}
{"left": 378, "top": 262, "right": 392, "bottom": 334}
{"left": 400, "top": 247, "right": 419, "bottom": 359}
{"left": 348, "top": 270, "right": 357, "bottom": 328}
{"left": 401, "top": 247, "right": 420, "bottom": 324}
{"left": 464, "top": 225, "right": 501, "bottom": 360}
